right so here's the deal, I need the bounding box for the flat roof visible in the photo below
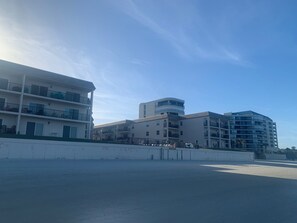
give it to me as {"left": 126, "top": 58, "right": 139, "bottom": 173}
{"left": 0, "top": 59, "right": 96, "bottom": 91}
{"left": 139, "top": 97, "right": 184, "bottom": 105}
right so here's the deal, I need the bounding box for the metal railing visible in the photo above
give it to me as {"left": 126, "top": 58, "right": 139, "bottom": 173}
{"left": 21, "top": 105, "right": 90, "bottom": 121}
{"left": 24, "top": 85, "right": 91, "bottom": 105}
{"left": 0, "top": 103, "right": 19, "bottom": 113}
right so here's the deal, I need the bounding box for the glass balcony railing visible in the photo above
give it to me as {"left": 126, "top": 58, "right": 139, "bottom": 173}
{"left": 24, "top": 85, "right": 91, "bottom": 105}
{"left": 0, "top": 103, "right": 19, "bottom": 113}
{"left": 21, "top": 105, "right": 90, "bottom": 121}
{"left": 1, "top": 81, "right": 91, "bottom": 105}
{"left": 0, "top": 81, "right": 23, "bottom": 93}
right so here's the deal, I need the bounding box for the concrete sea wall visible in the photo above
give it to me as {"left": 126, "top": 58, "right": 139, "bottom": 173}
{"left": 0, "top": 138, "right": 254, "bottom": 161}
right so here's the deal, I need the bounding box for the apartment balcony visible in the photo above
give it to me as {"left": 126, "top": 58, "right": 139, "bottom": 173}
{"left": 168, "top": 133, "right": 179, "bottom": 138}
{"left": 210, "top": 133, "right": 219, "bottom": 138}
{"left": 0, "top": 103, "right": 19, "bottom": 113}
{"left": 102, "top": 130, "right": 114, "bottom": 134}
{"left": 210, "top": 122, "right": 219, "bottom": 127}
{"left": 117, "top": 127, "right": 129, "bottom": 132}
{"left": 21, "top": 105, "right": 90, "bottom": 122}
{"left": 23, "top": 85, "right": 91, "bottom": 105}
{"left": 0, "top": 81, "right": 23, "bottom": 93}
{"left": 168, "top": 123, "right": 179, "bottom": 129}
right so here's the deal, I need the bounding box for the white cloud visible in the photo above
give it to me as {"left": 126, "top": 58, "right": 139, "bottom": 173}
{"left": 114, "top": 0, "right": 250, "bottom": 66}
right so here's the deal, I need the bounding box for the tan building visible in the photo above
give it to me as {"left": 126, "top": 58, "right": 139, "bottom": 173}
{"left": 0, "top": 60, "right": 95, "bottom": 139}
{"left": 93, "top": 98, "right": 279, "bottom": 151}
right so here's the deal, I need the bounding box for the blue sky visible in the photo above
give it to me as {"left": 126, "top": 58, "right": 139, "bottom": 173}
{"left": 0, "top": 0, "right": 296, "bottom": 148}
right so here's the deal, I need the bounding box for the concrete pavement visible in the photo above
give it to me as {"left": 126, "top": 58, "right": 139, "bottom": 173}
{"left": 0, "top": 160, "right": 296, "bottom": 223}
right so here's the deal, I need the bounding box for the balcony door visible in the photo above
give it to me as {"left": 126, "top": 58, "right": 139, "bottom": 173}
{"left": 26, "top": 122, "right": 35, "bottom": 136}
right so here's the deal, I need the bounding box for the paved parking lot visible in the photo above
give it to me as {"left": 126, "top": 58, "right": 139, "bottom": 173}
{"left": 0, "top": 160, "right": 297, "bottom": 223}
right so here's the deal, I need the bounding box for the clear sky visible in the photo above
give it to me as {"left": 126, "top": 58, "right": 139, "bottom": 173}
{"left": 0, "top": 0, "right": 296, "bottom": 148}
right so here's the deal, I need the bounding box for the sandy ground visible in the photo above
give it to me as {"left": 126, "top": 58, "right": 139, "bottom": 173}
{"left": 0, "top": 160, "right": 297, "bottom": 223}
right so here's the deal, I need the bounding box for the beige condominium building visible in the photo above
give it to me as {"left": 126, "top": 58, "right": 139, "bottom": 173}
{"left": 0, "top": 60, "right": 95, "bottom": 139}
{"left": 94, "top": 98, "right": 279, "bottom": 152}
{"left": 93, "top": 98, "right": 231, "bottom": 149}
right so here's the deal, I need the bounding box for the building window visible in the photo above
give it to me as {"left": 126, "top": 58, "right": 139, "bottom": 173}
{"left": 0, "top": 78, "right": 8, "bottom": 90}
{"left": 64, "top": 108, "right": 79, "bottom": 120}
{"left": 31, "top": 85, "right": 48, "bottom": 97}
{"left": 156, "top": 130, "right": 160, "bottom": 135}
{"left": 63, "top": 126, "right": 77, "bottom": 138}
{"left": 65, "top": 91, "right": 80, "bottom": 103}
{"left": 0, "top": 98, "right": 5, "bottom": 110}
{"left": 29, "top": 103, "right": 44, "bottom": 115}
{"left": 156, "top": 122, "right": 160, "bottom": 126}
{"left": 146, "top": 131, "right": 149, "bottom": 136}
{"left": 180, "top": 131, "right": 183, "bottom": 135}
{"left": 180, "top": 121, "right": 183, "bottom": 126}
{"left": 26, "top": 122, "right": 43, "bottom": 136}
{"left": 146, "top": 124, "right": 149, "bottom": 127}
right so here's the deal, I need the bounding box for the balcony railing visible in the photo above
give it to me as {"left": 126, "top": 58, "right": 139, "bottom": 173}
{"left": 21, "top": 105, "right": 90, "bottom": 121}
{"left": 0, "top": 103, "right": 19, "bottom": 113}
{"left": 168, "top": 123, "right": 179, "bottom": 129}
{"left": 168, "top": 133, "right": 179, "bottom": 138}
{"left": 24, "top": 85, "right": 91, "bottom": 105}
{"left": 210, "top": 122, "right": 219, "bottom": 127}
{"left": 0, "top": 81, "right": 23, "bottom": 93}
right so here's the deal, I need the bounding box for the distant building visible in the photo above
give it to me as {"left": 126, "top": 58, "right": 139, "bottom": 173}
{"left": 139, "top": 97, "right": 185, "bottom": 118}
{"left": 0, "top": 60, "right": 95, "bottom": 139}
{"left": 225, "top": 111, "right": 278, "bottom": 152}
{"left": 94, "top": 98, "right": 278, "bottom": 152}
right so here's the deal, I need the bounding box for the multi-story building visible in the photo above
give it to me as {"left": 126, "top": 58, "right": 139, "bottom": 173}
{"left": 0, "top": 60, "right": 95, "bottom": 139}
{"left": 180, "top": 112, "right": 230, "bottom": 149}
{"left": 94, "top": 106, "right": 231, "bottom": 149}
{"left": 139, "top": 97, "right": 185, "bottom": 118}
{"left": 93, "top": 114, "right": 182, "bottom": 145}
{"left": 93, "top": 99, "right": 278, "bottom": 151}
{"left": 225, "top": 111, "right": 278, "bottom": 152}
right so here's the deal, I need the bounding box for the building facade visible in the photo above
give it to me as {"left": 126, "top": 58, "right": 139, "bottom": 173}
{"left": 93, "top": 99, "right": 278, "bottom": 151}
{"left": 225, "top": 111, "right": 278, "bottom": 152}
{"left": 93, "top": 111, "right": 231, "bottom": 149}
{"left": 139, "top": 97, "right": 185, "bottom": 118}
{"left": 0, "top": 60, "right": 95, "bottom": 139}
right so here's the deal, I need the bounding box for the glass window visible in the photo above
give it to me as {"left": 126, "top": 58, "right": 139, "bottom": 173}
{"left": 0, "top": 78, "right": 8, "bottom": 90}
{"left": 35, "top": 123, "right": 44, "bottom": 136}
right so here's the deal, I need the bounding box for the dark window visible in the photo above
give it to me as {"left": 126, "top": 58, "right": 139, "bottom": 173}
{"left": 29, "top": 103, "right": 44, "bottom": 115}
{"left": 65, "top": 92, "right": 81, "bottom": 103}
{"left": 146, "top": 131, "right": 149, "bottom": 136}
{"left": 31, "top": 85, "right": 39, "bottom": 95}
{"left": 31, "top": 85, "right": 48, "bottom": 97}
{"left": 180, "top": 131, "right": 183, "bottom": 135}
{"left": 180, "top": 121, "right": 183, "bottom": 126}
{"left": 0, "top": 78, "right": 8, "bottom": 90}
{"left": 63, "top": 126, "right": 70, "bottom": 138}
{"left": 26, "top": 122, "right": 35, "bottom": 136}
{"left": 0, "top": 98, "right": 5, "bottom": 110}
{"left": 146, "top": 124, "right": 149, "bottom": 127}
{"left": 65, "top": 109, "right": 79, "bottom": 120}
{"left": 39, "top": 86, "right": 48, "bottom": 97}
{"left": 156, "top": 130, "right": 160, "bottom": 135}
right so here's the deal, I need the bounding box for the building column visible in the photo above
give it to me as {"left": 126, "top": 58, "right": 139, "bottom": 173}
{"left": 207, "top": 117, "right": 211, "bottom": 148}
{"left": 88, "top": 90, "right": 94, "bottom": 139}
{"left": 16, "top": 74, "right": 26, "bottom": 134}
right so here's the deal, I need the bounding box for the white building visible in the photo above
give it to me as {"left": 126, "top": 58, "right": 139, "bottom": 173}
{"left": 0, "top": 60, "right": 95, "bottom": 139}
{"left": 94, "top": 98, "right": 279, "bottom": 151}
{"left": 139, "top": 97, "right": 185, "bottom": 118}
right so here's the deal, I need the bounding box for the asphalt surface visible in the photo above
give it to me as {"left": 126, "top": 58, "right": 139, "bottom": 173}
{"left": 0, "top": 160, "right": 297, "bottom": 223}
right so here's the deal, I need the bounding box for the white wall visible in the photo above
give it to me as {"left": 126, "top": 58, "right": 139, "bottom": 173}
{"left": 0, "top": 138, "right": 254, "bottom": 161}
{"left": 265, "top": 153, "right": 287, "bottom": 160}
